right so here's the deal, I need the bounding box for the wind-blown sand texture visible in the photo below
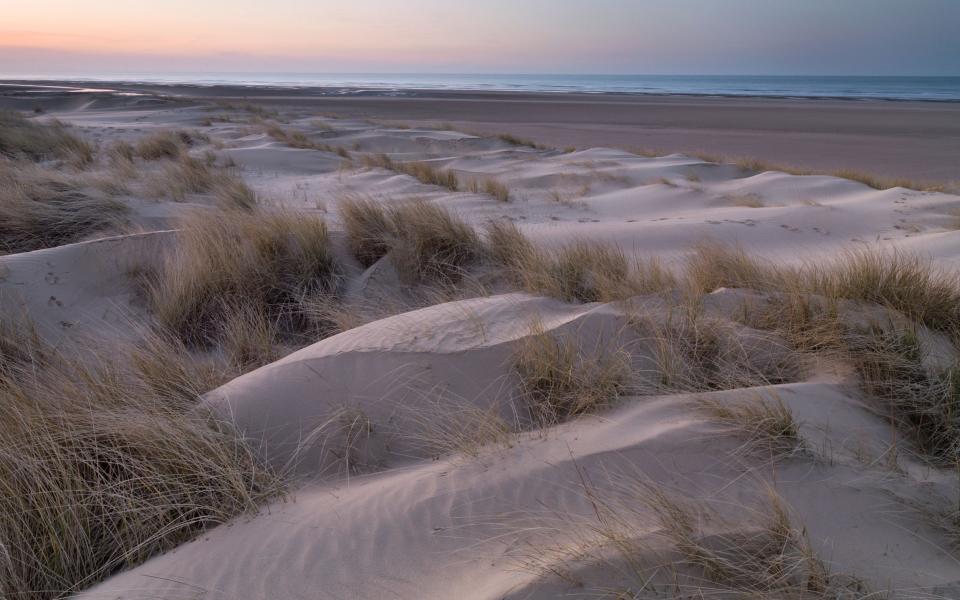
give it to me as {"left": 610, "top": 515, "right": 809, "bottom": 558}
{"left": 3, "top": 90, "right": 960, "bottom": 599}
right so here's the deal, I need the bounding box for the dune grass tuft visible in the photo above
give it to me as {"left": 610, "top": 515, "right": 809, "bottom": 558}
{"left": 265, "top": 124, "right": 350, "bottom": 157}
{"left": 0, "top": 163, "right": 127, "bottom": 253}
{"left": 512, "top": 322, "right": 630, "bottom": 425}
{"left": 338, "top": 196, "right": 395, "bottom": 267}
{"left": 700, "top": 393, "right": 803, "bottom": 458}
{"left": 338, "top": 197, "right": 481, "bottom": 284}
{"left": 537, "top": 242, "right": 635, "bottom": 303}
{"left": 0, "top": 324, "right": 280, "bottom": 600}
{"left": 361, "top": 153, "right": 459, "bottom": 191}
{"left": 726, "top": 193, "right": 766, "bottom": 208}
{"left": 522, "top": 472, "right": 868, "bottom": 598}
{"left": 484, "top": 220, "right": 537, "bottom": 271}
{"left": 472, "top": 177, "right": 511, "bottom": 202}
{"left": 690, "top": 243, "right": 960, "bottom": 334}
{"left": 848, "top": 327, "right": 960, "bottom": 461}
{"left": 633, "top": 307, "right": 799, "bottom": 394}
{"left": 144, "top": 208, "right": 341, "bottom": 356}
{"left": 497, "top": 133, "right": 548, "bottom": 150}
{"left": 148, "top": 154, "right": 258, "bottom": 208}
{"left": 486, "top": 221, "right": 675, "bottom": 303}
{"left": 135, "top": 130, "right": 197, "bottom": 161}
{"left": 806, "top": 248, "right": 960, "bottom": 333}
{"left": 0, "top": 110, "right": 94, "bottom": 167}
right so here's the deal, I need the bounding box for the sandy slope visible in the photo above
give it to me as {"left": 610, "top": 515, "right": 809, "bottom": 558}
{"left": 3, "top": 96, "right": 960, "bottom": 598}
{"left": 0, "top": 230, "right": 174, "bottom": 345}
{"left": 77, "top": 293, "right": 960, "bottom": 598}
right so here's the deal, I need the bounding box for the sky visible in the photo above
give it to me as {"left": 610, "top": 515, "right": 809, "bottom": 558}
{"left": 2, "top": 0, "right": 959, "bottom": 76}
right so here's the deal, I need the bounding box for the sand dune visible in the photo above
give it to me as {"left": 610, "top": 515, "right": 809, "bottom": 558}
{"left": 3, "top": 93, "right": 960, "bottom": 599}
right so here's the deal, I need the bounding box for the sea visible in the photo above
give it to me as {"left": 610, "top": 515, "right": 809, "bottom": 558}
{"left": 4, "top": 73, "right": 960, "bottom": 102}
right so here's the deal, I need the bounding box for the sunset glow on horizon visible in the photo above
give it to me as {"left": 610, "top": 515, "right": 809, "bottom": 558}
{"left": 3, "top": 0, "right": 959, "bottom": 75}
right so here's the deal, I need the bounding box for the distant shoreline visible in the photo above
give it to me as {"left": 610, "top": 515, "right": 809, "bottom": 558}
{"left": 2, "top": 77, "right": 960, "bottom": 104}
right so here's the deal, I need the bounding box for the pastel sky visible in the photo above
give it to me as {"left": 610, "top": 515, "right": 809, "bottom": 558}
{"left": 3, "top": 0, "right": 959, "bottom": 75}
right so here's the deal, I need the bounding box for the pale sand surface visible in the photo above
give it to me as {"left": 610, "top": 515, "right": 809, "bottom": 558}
{"left": 2, "top": 91, "right": 960, "bottom": 598}
{"left": 4, "top": 80, "right": 957, "bottom": 184}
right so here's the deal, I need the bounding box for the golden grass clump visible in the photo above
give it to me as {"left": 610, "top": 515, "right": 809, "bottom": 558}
{"left": 542, "top": 242, "right": 636, "bottom": 303}
{"left": 387, "top": 201, "right": 482, "bottom": 284}
{"left": 338, "top": 197, "right": 482, "bottom": 284}
{"left": 0, "top": 162, "right": 127, "bottom": 254}
{"left": 521, "top": 474, "right": 868, "bottom": 598}
{"left": 212, "top": 176, "right": 258, "bottom": 211}
{"left": 0, "top": 110, "right": 94, "bottom": 166}
{"left": 362, "top": 153, "right": 459, "bottom": 191}
{"left": 700, "top": 393, "right": 803, "bottom": 458}
{"left": 847, "top": 327, "right": 960, "bottom": 461}
{"left": 265, "top": 123, "right": 350, "bottom": 157}
{"left": 484, "top": 219, "right": 537, "bottom": 271}
{"left": 145, "top": 208, "right": 341, "bottom": 354}
{"left": 403, "top": 161, "right": 460, "bottom": 191}
{"left": 740, "top": 290, "right": 847, "bottom": 355}
{"left": 0, "top": 324, "right": 280, "bottom": 600}
{"left": 135, "top": 130, "right": 194, "bottom": 160}
{"left": 104, "top": 139, "right": 137, "bottom": 178}
{"left": 634, "top": 308, "right": 799, "bottom": 394}
{"left": 467, "top": 177, "right": 510, "bottom": 202}
{"left": 486, "top": 221, "right": 675, "bottom": 303}
{"left": 149, "top": 154, "right": 257, "bottom": 208}
{"left": 691, "top": 243, "right": 960, "bottom": 334}
{"left": 686, "top": 242, "right": 790, "bottom": 296}
{"left": 339, "top": 196, "right": 395, "bottom": 267}
{"left": 626, "top": 485, "right": 862, "bottom": 597}
{"left": 512, "top": 323, "right": 630, "bottom": 425}
{"left": 806, "top": 248, "right": 960, "bottom": 333}
{"left": 160, "top": 154, "right": 218, "bottom": 199}
{"left": 726, "top": 193, "right": 765, "bottom": 208}
{"left": 497, "top": 133, "right": 547, "bottom": 150}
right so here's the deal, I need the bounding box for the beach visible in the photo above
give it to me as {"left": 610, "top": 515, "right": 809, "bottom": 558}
{"left": 3, "top": 83, "right": 960, "bottom": 599}
{"left": 5, "top": 80, "right": 959, "bottom": 185}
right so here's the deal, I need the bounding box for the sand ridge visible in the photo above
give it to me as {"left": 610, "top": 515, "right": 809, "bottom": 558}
{"left": 2, "top": 94, "right": 960, "bottom": 598}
